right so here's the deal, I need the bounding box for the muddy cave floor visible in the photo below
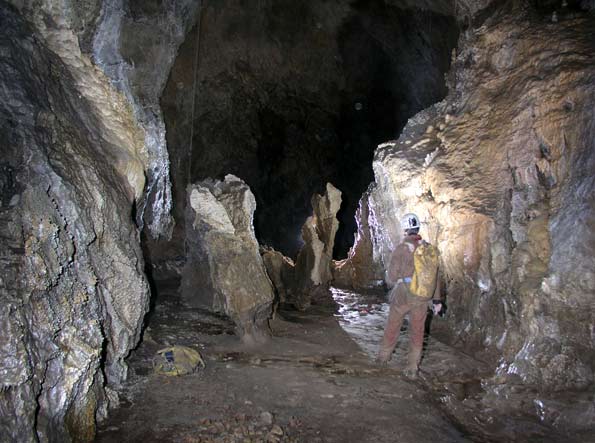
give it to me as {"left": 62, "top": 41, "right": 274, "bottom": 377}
{"left": 97, "top": 282, "right": 588, "bottom": 443}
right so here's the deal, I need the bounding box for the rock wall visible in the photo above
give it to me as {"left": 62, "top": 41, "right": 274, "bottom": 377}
{"left": 92, "top": 0, "right": 201, "bottom": 238}
{"left": 8, "top": 0, "right": 202, "bottom": 239}
{"left": 0, "top": 3, "right": 149, "bottom": 441}
{"left": 261, "top": 247, "right": 295, "bottom": 305}
{"left": 368, "top": 7, "right": 595, "bottom": 390}
{"left": 181, "top": 176, "right": 274, "bottom": 345}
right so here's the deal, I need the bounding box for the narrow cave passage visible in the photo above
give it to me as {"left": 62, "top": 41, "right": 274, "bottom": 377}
{"left": 4, "top": 0, "right": 595, "bottom": 442}
{"left": 158, "top": 0, "right": 458, "bottom": 263}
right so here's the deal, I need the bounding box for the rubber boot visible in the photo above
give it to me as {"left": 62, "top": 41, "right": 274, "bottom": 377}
{"left": 404, "top": 347, "right": 422, "bottom": 379}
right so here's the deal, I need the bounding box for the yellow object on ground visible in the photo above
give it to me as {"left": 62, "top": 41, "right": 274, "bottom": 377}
{"left": 154, "top": 345, "right": 206, "bottom": 376}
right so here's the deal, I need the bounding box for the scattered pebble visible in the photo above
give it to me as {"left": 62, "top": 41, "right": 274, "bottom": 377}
{"left": 260, "top": 411, "right": 274, "bottom": 425}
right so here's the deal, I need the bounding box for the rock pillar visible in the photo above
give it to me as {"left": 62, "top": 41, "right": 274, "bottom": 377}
{"left": 182, "top": 175, "right": 274, "bottom": 344}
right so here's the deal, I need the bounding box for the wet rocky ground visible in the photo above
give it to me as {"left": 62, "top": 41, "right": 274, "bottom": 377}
{"left": 96, "top": 281, "right": 593, "bottom": 443}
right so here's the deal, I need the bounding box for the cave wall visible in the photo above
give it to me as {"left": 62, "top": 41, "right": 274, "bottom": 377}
{"left": 0, "top": 3, "right": 150, "bottom": 441}
{"left": 160, "top": 0, "right": 458, "bottom": 265}
{"left": 8, "top": 0, "right": 202, "bottom": 240}
{"left": 365, "top": 4, "right": 595, "bottom": 390}
{"left": 93, "top": 0, "right": 201, "bottom": 238}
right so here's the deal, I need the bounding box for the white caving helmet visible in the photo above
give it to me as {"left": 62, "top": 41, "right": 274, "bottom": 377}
{"left": 400, "top": 213, "right": 420, "bottom": 232}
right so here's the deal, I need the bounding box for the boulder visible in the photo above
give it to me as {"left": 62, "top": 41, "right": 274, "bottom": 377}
{"left": 261, "top": 247, "right": 295, "bottom": 305}
{"left": 181, "top": 175, "right": 274, "bottom": 344}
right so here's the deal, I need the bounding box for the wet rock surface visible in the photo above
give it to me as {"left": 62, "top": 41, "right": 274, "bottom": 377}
{"left": 92, "top": 0, "right": 201, "bottom": 238}
{"left": 181, "top": 176, "right": 274, "bottom": 344}
{"left": 9, "top": 0, "right": 203, "bottom": 239}
{"left": 0, "top": 4, "right": 149, "bottom": 441}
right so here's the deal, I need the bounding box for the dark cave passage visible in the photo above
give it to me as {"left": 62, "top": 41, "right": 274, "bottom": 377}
{"left": 161, "top": 0, "right": 459, "bottom": 262}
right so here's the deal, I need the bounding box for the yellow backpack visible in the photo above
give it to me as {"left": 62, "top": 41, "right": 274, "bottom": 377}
{"left": 410, "top": 242, "right": 440, "bottom": 299}
{"left": 154, "top": 346, "right": 205, "bottom": 376}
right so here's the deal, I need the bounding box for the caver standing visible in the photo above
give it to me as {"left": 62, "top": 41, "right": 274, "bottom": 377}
{"left": 377, "top": 213, "right": 442, "bottom": 377}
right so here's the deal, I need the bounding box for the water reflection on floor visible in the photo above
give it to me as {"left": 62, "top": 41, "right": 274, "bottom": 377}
{"left": 331, "top": 287, "right": 392, "bottom": 358}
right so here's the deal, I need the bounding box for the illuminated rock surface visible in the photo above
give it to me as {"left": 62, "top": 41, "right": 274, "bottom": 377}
{"left": 181, "top": 176, "right": 275, "bottom": 344}
{"left": 332, "top": 191, "right": 385, "bottom": 290}
{"left": 369, "top": 9, "right": 595, "bottom": 392}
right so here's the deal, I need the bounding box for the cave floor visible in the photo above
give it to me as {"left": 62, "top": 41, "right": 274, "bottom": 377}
{"left": 96, "top": 282, "right": 581, "bottom": 443}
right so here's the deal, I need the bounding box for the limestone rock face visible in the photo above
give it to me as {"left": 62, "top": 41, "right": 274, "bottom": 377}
{"left": 182, "top": 176, "right": 274, "bottom": 344}
{"left": 292, "top": 183, "right": 342, "bottom": 309}
{"left": 370, "top": 10, "right": 595, "bottom": 391}
{"left": 0, "top": 5, "right": 149, "bottom": 442}
{"left": 92, "top": 0, "right": 201, "bottom": 238}
{"left": 8, "top": 0, "right": 202, "bottom": 239}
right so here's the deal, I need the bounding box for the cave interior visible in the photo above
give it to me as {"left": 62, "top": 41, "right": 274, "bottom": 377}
{"left": 1, "top": 0, "right": 595, "bottom": 442}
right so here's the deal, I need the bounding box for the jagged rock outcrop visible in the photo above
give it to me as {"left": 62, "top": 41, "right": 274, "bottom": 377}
{"left": 332, "top": 191, "right": 385, "bottom": 290}
{"left": 291, "top": 183, "right": 342, "bottom": 309}
{"left": 181, "top": 176, "right": 274, "bottom": 344}
{"left": 0, "top": 4, "right": 149, "bottom": 441}
{"left": 369, "top": 7, "right": 595, "bottom": 393}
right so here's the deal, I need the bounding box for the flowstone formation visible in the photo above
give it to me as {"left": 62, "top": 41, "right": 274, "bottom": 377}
{"left": 93, "top": 0, "right": 201, "bottom": 238}
{"left": 181, "top": 176, "right": 275, "bottom": 345}
{"left": 0, "top": 4, "right": 149, "bottom": 442}
{"left": 368, "top": 6, "right": 595, "bottom": 399}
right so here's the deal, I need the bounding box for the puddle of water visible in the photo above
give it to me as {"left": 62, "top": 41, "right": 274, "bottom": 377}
{"left": 331, "top": 287, "right": 391, "bottom": 357}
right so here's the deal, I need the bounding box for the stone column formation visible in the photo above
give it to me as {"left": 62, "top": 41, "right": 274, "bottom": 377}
{"left": 181, "top": 175, "right": 275, "bottom": 345}
{"left": 292, "top": 183, "right": 342, "bottom": 309}
{"left": 263, "top": 183, "right": 342, "bottom": 310}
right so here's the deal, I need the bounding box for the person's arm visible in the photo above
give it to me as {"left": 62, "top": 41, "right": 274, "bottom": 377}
{"left": 386, "top": 243, "right": 408, "bottom": 286}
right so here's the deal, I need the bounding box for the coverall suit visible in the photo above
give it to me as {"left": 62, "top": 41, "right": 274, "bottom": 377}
{"left": 378, "top": 234, "right": 441, "bottom": 370}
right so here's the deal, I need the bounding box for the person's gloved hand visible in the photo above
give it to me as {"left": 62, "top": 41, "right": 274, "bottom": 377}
{"left": 432, "top": 301, "right": 442, "bottom": 316}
